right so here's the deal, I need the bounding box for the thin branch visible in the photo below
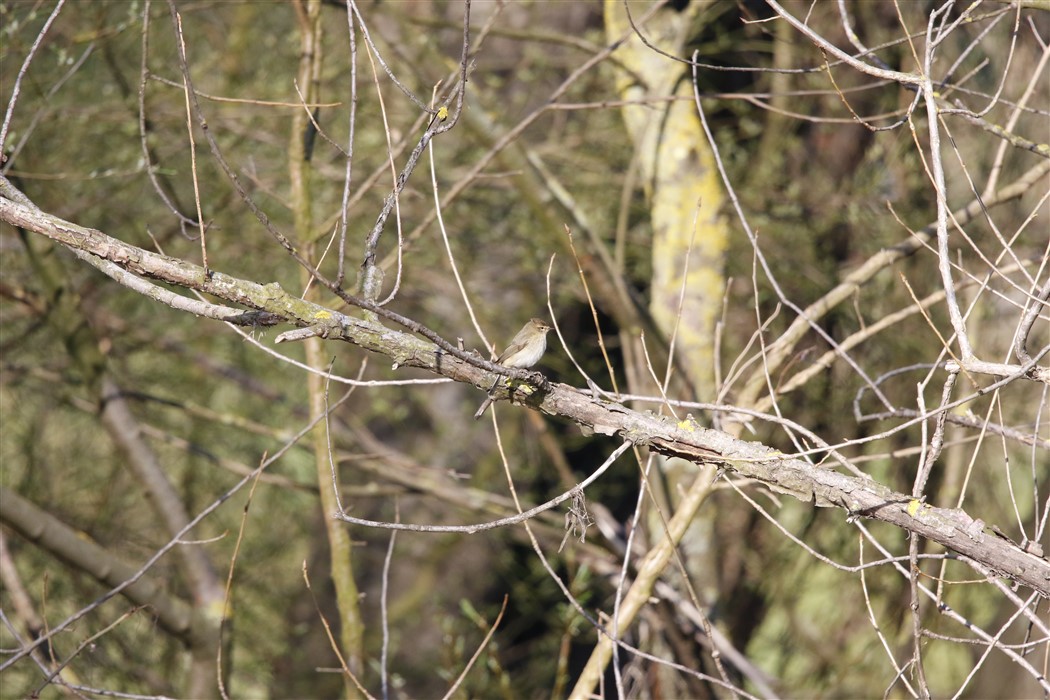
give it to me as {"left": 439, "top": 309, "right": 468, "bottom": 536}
{"left": 0, "top": 0, "right": 66, "bottom": 156}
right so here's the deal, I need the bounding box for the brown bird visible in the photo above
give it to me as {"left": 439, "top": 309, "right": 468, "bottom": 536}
{"left": 474, "top": 318, "right": 552, "bottom": 420}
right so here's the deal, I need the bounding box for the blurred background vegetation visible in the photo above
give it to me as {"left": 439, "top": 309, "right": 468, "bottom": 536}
{"left": 1, "top": 0, "right": 1047, "bottom": 698}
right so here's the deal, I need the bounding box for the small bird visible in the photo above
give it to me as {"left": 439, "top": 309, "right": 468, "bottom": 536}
{"left": 474, "top": 318, "right": 552, "bottom": 420}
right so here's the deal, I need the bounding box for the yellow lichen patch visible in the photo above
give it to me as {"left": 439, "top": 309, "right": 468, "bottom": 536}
{"left": 907, "top": 499, "right": 928, "bottom": 518}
